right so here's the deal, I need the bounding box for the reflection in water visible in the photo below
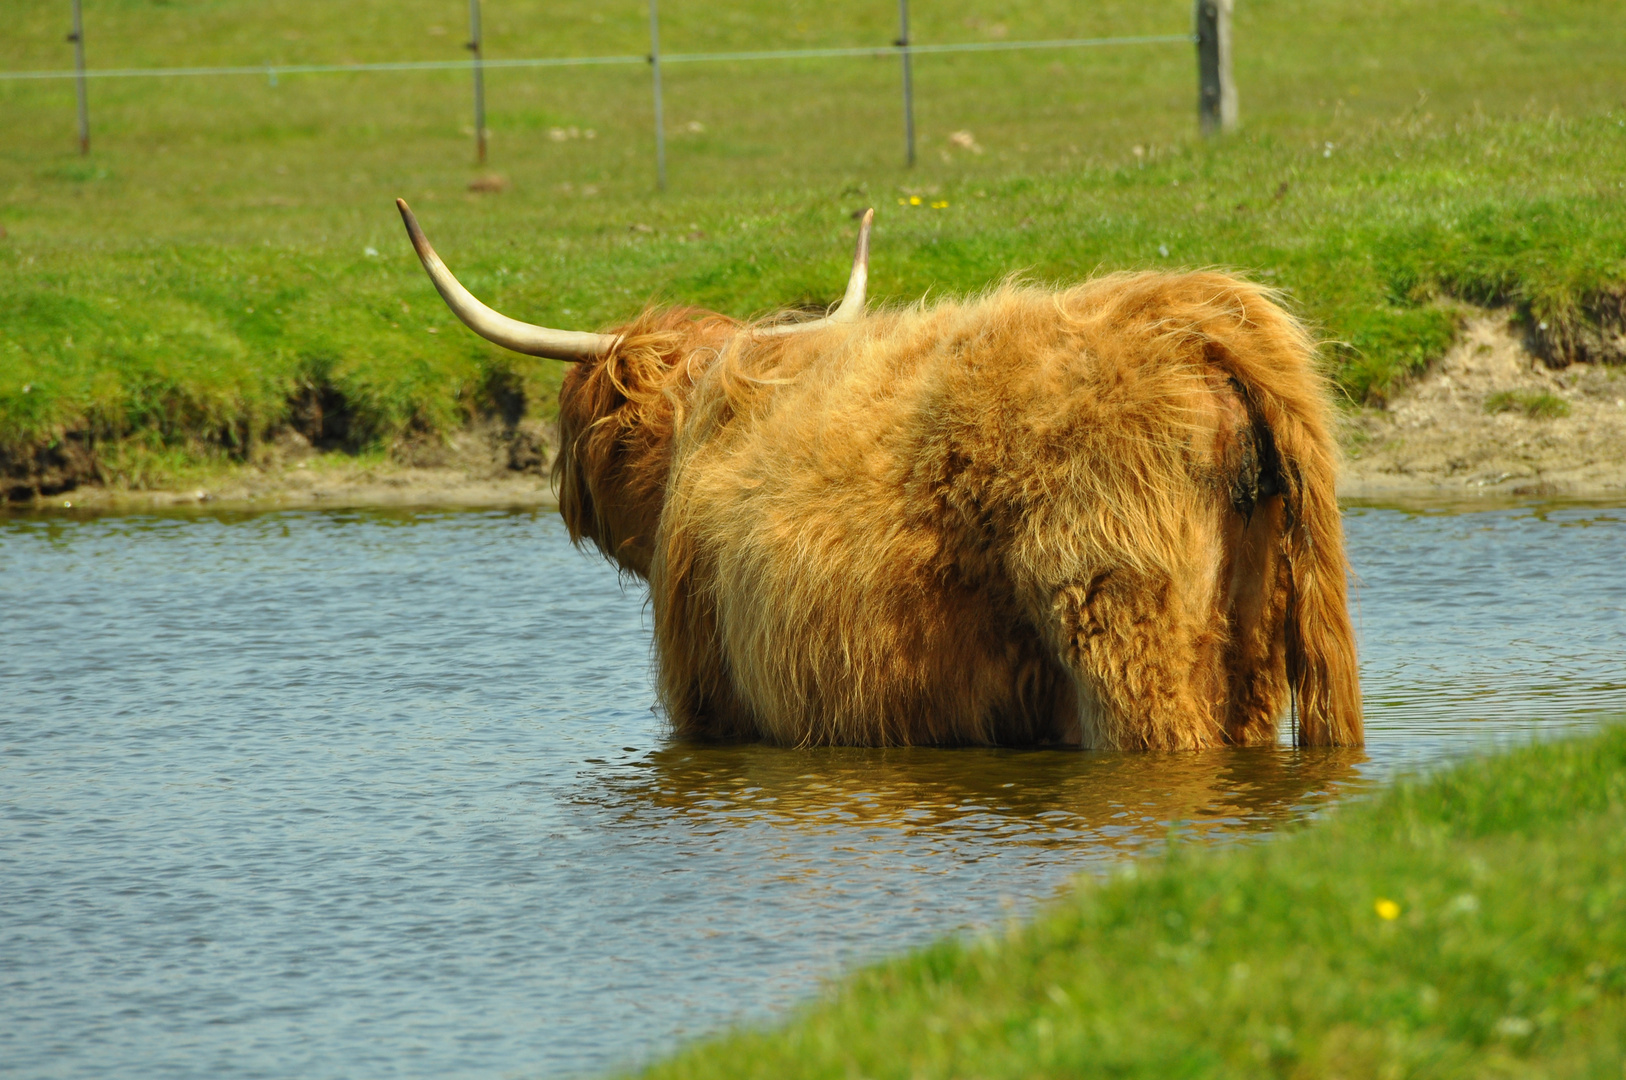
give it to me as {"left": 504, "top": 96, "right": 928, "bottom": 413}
{"left": 1, "top": 501, "right": 1622, "bottom": 1080}
{"left": 602, "top": 743, "right": 1370, "bottom": 857}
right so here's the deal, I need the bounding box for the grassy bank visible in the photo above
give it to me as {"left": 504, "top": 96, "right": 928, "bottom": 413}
{"left": 636, "top": 725, "right": 1626, "bottom": 1078}
{"left": 3, "top": 0, "right": 1625, "bottom": 491}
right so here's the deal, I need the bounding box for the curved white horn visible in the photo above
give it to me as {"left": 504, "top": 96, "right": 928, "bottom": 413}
{"left": 396, "top": 198, "right": 618, "bottom": 362}
{"left": 756, "top": 208, "right": 873, "bottom": 337}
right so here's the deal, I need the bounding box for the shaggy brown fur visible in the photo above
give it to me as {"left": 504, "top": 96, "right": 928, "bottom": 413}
{"left": 555, "top": 272, "right": 1362, "bottom": 749}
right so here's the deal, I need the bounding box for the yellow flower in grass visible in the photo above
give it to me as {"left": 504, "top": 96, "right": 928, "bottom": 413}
{"left": 1375, "top": 898, "right": 1401, "bottom": 920}
{"left": 931, "top": 200, "right": 949, "bottom": 208}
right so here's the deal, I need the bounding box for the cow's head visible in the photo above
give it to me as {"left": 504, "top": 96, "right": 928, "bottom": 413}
{"left": 395, "top": 199, "right": 871, "bottom": 578}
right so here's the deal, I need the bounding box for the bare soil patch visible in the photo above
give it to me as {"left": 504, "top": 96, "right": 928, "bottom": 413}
{"left": 16, "top": 421, "right": 560, "bottom": 513}
{"left": 1340, "top": 313, "right": 1626, "bottom": 500}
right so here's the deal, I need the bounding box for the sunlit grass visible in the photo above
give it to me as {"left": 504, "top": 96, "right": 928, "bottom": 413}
{"left": 1484, "top": 389, "right": 1572, "bottom": 420}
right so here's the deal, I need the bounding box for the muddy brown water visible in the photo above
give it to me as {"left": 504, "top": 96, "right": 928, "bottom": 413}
{"left": 2, "top": 501, "right": 1622, "bottom": 1078}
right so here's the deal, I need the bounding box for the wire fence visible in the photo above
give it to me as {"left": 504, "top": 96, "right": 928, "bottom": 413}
{"left": 4, "top": 1, "right": 1233, "bottom": 188}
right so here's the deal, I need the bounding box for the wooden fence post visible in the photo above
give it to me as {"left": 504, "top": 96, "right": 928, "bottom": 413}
{"left": 649, "top": 0, "right": 667, "bottom": 190}
{"left": 467, "top": 0, "right": 487, "bottom": 163}
{"left": 1195, "top": 0, "right": 1235, "bottom": 136}
{"left": 896, "top": 0, "right": 916, "bottom": 167}
{"left": 69, "top": 0, "right": 89, "bottom": 154}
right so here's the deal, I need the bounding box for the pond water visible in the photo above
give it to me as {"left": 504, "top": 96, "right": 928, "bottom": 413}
{"left": 2, "top": 501, "right": 1622, "bottom": 1079}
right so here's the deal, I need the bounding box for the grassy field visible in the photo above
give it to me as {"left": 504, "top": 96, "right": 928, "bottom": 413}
{"left": 2, "top": 0, "right": 1625, "bottom": 484}
{"left": 636, "top": 724, "right": 1626, "bottom": 1079}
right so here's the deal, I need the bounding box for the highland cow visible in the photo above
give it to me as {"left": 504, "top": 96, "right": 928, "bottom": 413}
{"left": 397, "top": 199, "right": 1362, "bottom": 750}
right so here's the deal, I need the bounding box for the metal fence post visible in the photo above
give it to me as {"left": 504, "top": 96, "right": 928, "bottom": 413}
{"left": 68, "top": 0, "right": 89, "bottom": 154}
{"left": 467, "top": 0, "right": 487, "bottom": 163}
{"left": 896, "top": 0, "right": 915, "bottom": 166}
{"left": 649, "top": 0, "right": 667, "bottom": 190}
{"left": 1195, "top": 0, "right": 1235, "bottom": 136}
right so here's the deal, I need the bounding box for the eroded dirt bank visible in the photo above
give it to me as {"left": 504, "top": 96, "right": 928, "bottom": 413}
{"left": 1341, "top": 313, "right": 1626, "bottom": 500}
{"left": 8, "top": 423, "right": 560, "bottom": 512}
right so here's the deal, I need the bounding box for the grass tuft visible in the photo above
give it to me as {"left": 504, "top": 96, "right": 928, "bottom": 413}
{"left": 1484, "top": 390, "right": 1572, "bottom": 420}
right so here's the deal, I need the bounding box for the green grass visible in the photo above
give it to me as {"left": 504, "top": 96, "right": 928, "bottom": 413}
{"left": 3, "top": 0, "right": 1626, "bottom": 482}
{"left": 636, "top": 724, "right": 1626, "bottom": 1079}
{"left": 1485, "top": 389, "right": 1572, "bottom": 420}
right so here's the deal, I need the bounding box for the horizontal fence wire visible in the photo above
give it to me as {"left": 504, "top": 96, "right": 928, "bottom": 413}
{"left": 0, "top": 34, "right": 1194, "bottom": 82}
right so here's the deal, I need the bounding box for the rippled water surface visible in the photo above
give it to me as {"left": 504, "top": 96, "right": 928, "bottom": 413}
{"left": 2, "top": 502, "right": 1622, "bottom": 1078}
